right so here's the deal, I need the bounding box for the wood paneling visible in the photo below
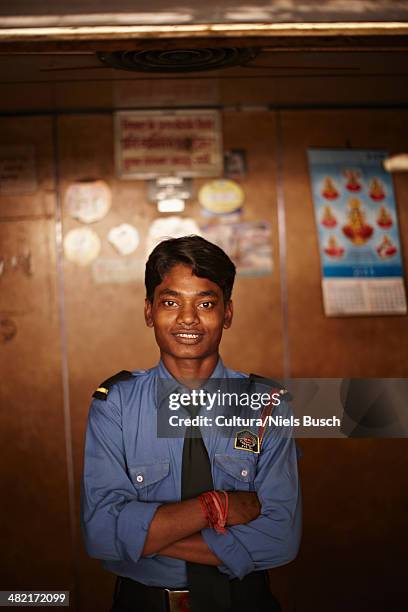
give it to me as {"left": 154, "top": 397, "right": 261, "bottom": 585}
{"left": 0, "top": 117, "right": 55, "bottom": 218}
{"left": 281, "top": 109, "right": 408, "bottom": 378}
{"left": 296, "top": 438, "right": 408, "bottom": 611}
{"left": 280, "top": 108, "right": 408, "bottom": 611}
{"left": 0, "top": 116, "right": 72, "bottom": 591}
{"left": 1, "top": 107, "right": 407, "bottom": 612}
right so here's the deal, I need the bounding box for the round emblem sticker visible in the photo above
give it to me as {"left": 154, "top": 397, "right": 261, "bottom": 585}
{"left": 199, "top": 179, "right": 244, "bottom": 215}
{"left": 108, "top": 223, "right": 140, "bottom": 256}
{"left": 66, "top": 180, "right": 111, "bottom": 224}
{"left": 64, "top": 228, "right": 101, "bottom": 266}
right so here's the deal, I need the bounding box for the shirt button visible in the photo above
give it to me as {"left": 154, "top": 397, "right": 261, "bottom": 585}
{"left": 241, "top": 469, "right": 248, "bottom": 478}
{"left": 136, "top": 474, "right": 144, "bottom": 483}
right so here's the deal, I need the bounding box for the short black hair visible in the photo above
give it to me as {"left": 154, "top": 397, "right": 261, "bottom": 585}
{"left": 145, "top": 235, "right": 236, "bottom": 303}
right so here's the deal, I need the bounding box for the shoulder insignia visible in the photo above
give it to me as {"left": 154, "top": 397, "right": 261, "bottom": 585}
{"left": 249, "top": 373, "right": 292, "bottom": 402}
{"left": 249, "top": 373, "right": 292, "bottom": 450}
{"left": 93, "top": 370, "right": 133, "bottom": 400}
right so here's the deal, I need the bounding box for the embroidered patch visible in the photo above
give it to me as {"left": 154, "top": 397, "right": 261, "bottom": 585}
{"left": 234, "top": 429, "right": 260, "bottom": 454}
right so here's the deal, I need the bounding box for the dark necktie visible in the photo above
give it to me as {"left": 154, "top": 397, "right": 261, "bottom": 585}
{"left": 181, "top": 401, "right": 231, "bottom": 612}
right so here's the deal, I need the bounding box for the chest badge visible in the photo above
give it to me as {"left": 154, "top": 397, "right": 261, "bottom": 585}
{"left": 234, "top": 429, "right": 260, "bottom": 454}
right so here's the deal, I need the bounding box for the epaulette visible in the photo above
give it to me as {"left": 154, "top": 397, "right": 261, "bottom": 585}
{"left": 249, "top": 373, "right": 292, "bottom": 402}
{"left": 93, "top": 370, "right": 133, "bottom": 400}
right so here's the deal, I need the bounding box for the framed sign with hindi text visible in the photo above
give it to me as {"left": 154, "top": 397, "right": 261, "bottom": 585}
{"left": 115, "top": 109, "right": 223, "bottom": 179}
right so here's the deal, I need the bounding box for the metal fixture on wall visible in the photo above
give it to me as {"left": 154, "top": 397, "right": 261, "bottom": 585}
{"left": 97, "top": 47, "right": 260, "bottom": 72}
{"left": 147, "top": 176, "right": 192, "bottom": 212}
{"left": 38, "top": 45, "right": 358, "bottom": 76}
{"left": 383, "top": 153, "right": 408, "bottom": 172}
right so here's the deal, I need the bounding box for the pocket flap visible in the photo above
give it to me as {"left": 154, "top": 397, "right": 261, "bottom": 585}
{"left": 129, "top": 461, "right": 170, "bottom": 489}
{"left": 214, "top": 454, "right": 255, "bottom": 483}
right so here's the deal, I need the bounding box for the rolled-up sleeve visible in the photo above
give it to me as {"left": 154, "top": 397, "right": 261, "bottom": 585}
{"left": 202, "top": 405, "right": 302, "bottom": 579}
{"left": 80, "top": 390, "right": 161, "bottom": 562}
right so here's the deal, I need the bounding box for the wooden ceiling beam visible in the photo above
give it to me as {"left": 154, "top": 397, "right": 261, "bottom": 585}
{"left": 0, "top": 33, "right": 407, "bottom": 53}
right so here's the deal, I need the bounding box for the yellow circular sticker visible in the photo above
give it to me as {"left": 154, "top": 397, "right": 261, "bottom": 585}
{"left": 199, "top": 180, "right": 244, "bottom": 214}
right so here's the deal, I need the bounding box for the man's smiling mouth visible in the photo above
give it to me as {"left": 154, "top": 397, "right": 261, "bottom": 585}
{"left": 172, "top": 331, "right": 204, "bottom": 343}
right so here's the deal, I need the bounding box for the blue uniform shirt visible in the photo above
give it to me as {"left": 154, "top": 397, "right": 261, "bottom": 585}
{"left": 81, "top": 358, "right": 302, "bottom": 587}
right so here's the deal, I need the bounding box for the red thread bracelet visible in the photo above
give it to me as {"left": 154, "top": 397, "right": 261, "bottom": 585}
{"left": 198, "top": 491, "right": 229, "bottom": 534}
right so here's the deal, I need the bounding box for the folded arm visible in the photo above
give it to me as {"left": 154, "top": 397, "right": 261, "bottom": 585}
{"left": 81, "top": 394, "right": 260, "bottom": 564}
{"left": 81, "top": 394, "right": 210, "bottom": 562}
{"left": 201, "top": 408, "right": 302, "bottom": 579}
{"left": 151, "top": 491, "right": 261, "bottom": 563}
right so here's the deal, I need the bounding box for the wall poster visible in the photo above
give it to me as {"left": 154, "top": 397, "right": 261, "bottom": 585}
{"left": 201, "top": 221, "right": 273, "bottom": 277}
{"left": 308, "top": 149, "right": 407, "bottom": 316}
{"left": 115, "top": 110, "right": 222, "bottom": 179}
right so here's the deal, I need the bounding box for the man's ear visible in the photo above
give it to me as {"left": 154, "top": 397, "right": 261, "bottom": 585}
{"left": 223, "top": 300, "right": 233, "bottom": 329}
{"left": 144, "top": 298, "right": 154, "bottom": 327}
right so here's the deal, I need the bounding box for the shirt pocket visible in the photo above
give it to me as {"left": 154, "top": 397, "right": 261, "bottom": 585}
{"left": 214, "top": 453, "right": 256, "bottom": 492}
{"left": 129, "top": 460, "right": 170, "bottom": 501}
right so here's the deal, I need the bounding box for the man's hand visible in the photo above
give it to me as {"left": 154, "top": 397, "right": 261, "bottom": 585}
{"left": 227, "top": 491, "right": 261, "bottom": 525}
{"left": 153, "top": 492, "right": 261, "bottom": 564}
{"left": 142, "top": 491, "right": 260, "bottom": 556}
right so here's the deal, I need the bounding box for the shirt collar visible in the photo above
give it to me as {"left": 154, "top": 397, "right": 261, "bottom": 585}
{"left": 155, "top": 356, "right": 227, "bottom": 410}
{"left": 157, "top": 356, "right": 226, "bottom": 381}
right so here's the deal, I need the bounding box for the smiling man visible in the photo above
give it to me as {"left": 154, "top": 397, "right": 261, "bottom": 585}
{"left": 81, "top": 235, "right": 301, "bottom": 612}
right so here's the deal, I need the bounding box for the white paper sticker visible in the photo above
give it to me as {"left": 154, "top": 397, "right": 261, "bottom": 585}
{"left": 108, "top": 223, "right": 140, "bottom": 256}
{"left": 64, "top": 228, "right": 101, "bottom": 266}
{"left": 66, "top": 180, "right": 111, "bottom": 224}
{"left": 146, "top": 216, "right": 201, "bottom": 256}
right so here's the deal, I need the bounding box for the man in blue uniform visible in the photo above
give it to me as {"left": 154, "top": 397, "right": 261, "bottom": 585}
{"left": 81, "top": 235, "right": 301, "bottom": 611}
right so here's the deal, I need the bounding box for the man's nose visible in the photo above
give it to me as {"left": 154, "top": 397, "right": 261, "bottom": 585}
{"left": 176, "top": 303, "right": 199, "bottom": 325}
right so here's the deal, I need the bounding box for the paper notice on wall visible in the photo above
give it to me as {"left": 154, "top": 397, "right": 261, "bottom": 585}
{"left": 224, "top": 149, "right": 247, "bottom": 179}
{"left": 201, "top": 221, "right": 273, "bottom": 276}
{"left": 0, "top": 145, "right": 37, "bottom": 194}
{"left": 308, "top": 148, "right": 407, "bottom": 316}
{"left": 146, "top": 216, "right": 202, "bottom": 258}
{"left": 92, "top": 257, "right": 145, "bottom": 284}
{"left": 115, "top": 110, "right": 223, "bottom": 179}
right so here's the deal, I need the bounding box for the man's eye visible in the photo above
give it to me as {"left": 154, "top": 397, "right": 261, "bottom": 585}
{"left": 163, "top": 300, "right": 178, "bottom": 307}
{"left": 198, "top": 301, "right": 214, "bottom": 309}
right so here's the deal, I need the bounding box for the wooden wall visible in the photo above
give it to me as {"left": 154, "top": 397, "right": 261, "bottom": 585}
{"left": 282, "top": 109, "right": 408, "bottom": 378}
{"left": 280, "top": 108, "right": 408, "bottom": 612}
{"left": 1, "top": 108, "right": 407, "bottom": 611}
{"left": 0, "top": 117, "right": 73, "bottom": 593}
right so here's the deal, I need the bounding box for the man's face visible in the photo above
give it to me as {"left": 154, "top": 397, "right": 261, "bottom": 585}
{"left": 144, "top": 264, "right": 233, "bottom": 361}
